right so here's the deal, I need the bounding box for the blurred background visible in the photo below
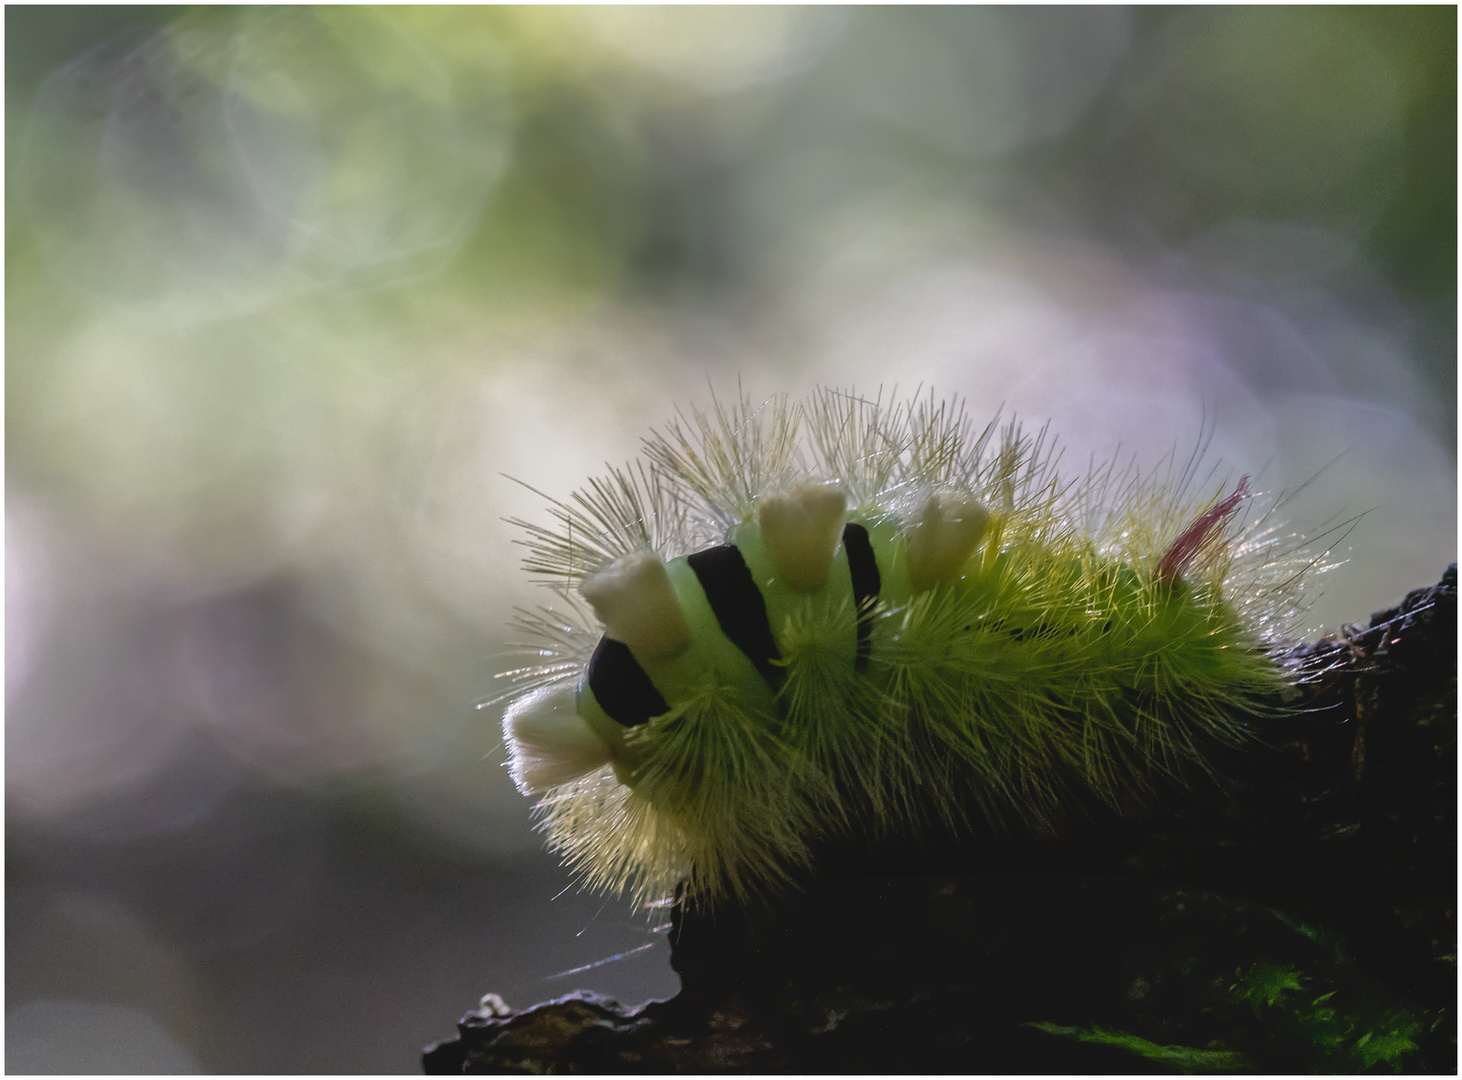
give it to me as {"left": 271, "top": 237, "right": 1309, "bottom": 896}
{"left": 6, "top": 6, "right": 1455, "bottom": 1072}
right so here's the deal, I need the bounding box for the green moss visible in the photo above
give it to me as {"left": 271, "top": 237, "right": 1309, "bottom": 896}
{"left": 1229, "top": 961, "right": 1428, "bottom": 1072}
{"left": 1025, "top": 1022, "right": 1251, "bottom": 1073}
{"left": 1231, "top": 960, "right": 1306, "bottom": 1013}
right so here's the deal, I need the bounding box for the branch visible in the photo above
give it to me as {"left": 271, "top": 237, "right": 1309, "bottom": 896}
{"left": 426, "top": 566, "right": 1456, "bottom": 1073}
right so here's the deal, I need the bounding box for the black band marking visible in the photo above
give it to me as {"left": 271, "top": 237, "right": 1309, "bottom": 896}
{"left": 587, "top": 636, "right": 668, "bottom": 726}
{"left": 687, "top": 544, "right": 784, "bottom": 688}
{"left": 842, "top": 522, "right": 880, "bottom": 671}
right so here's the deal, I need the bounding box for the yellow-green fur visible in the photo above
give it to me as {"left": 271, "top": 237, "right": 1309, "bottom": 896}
{"left": 501, "top": 389, "right": 1314, "bottom": 909}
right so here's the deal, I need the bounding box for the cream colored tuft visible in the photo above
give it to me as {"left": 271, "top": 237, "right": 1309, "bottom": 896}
{"left": 579, "top": 551, "right": 691, "bottom": 660}
{"left": 503, "top": 683, "right": 613, "bottom": 795}
{"left": 756, "top": 481, "right": 849, "bottom": 591}
{"left": 904, "top": 493, "right": 992, "bottom": 590}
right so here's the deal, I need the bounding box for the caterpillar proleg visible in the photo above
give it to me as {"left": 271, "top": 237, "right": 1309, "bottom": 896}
{"left": 499, "top": 388, "right": 1314, "bottom": 910}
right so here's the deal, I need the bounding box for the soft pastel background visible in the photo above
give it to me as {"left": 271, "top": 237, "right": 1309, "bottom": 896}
{"left": 6, "top": 7, "right": 1455, "bottom": 1073}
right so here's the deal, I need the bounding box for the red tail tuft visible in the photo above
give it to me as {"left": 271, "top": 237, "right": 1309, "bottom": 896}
{"left": 1154, "top": 477, "right": 1250, "bottom": 585}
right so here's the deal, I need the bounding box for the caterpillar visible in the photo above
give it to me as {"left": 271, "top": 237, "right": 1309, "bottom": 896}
{"left": 499, "top": 387, "right": 1311, "bottom": 910}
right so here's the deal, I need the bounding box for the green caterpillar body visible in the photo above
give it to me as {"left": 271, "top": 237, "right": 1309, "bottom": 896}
{"left": 501, "top": 389, "right": 1307, "bottom": 908}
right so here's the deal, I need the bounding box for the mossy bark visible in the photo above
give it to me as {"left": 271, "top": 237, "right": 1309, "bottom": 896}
{"left": 426, "top": 566, "right": 1456, "bottom": 1074}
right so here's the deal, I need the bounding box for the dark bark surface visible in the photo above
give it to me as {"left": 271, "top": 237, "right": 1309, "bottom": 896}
{"left": 426, "top": 566, "right": 1456, "bottom": 1073}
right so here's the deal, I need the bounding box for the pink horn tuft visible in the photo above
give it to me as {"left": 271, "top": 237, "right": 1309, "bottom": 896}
{"left": 1155, "top": 477, "right": 1251, "bottom": 585}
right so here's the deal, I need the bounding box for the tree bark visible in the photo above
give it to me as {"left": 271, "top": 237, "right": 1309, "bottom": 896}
{"left": 426, "top": 566, "right": 1456, "bottom": 1073}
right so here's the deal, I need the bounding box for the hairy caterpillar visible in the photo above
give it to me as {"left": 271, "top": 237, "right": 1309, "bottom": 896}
{"left": 499, "top": 388, "right": 1311, "bottom": 910}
